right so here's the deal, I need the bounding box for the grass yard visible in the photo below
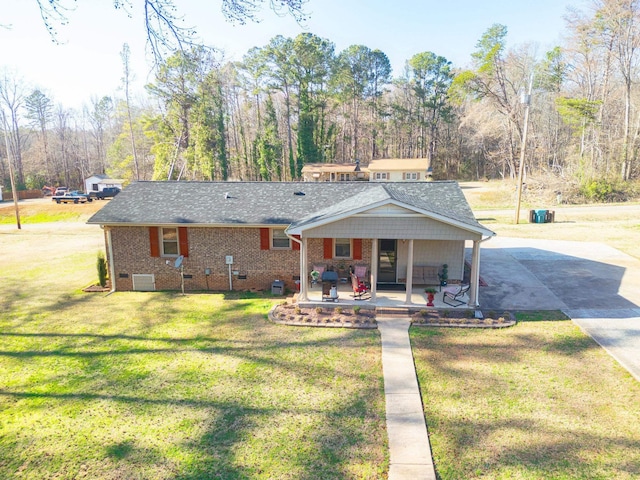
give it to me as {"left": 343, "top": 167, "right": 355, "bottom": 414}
{"left": 412, "top": 320, "right": 640, "bottom": 480}
{"left": 0, "top": 216, "right": 387, "bottom": 479}
{"left": 460, "top": 180, "right": 640, "bottom": 260}
{"left": 2, "top": 188, "right": 640, "bottom": 479}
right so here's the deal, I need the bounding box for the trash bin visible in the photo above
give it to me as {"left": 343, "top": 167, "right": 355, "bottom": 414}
{"left": 534, "top": 209, "right": 548, "bottom": 223}
{"left": 271, "top": 280, "right": 285, "bottom": 295}
{"left": 545, "top": 210, "right": 555, "bottom": 223}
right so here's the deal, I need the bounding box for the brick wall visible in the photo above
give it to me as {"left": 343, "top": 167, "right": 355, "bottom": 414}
{"left": 109, "top": 226, "right": 301, "bottom": 292}
{"left": 307, "top": 237, "right": 372, "bottom": 275}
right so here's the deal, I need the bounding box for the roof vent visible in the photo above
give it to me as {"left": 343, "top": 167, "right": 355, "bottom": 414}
{"left": 294, "top": 191, "right": 305, "bottom": 196}
{"left": 224, "top": 192, "right": 230, "bottom": 199}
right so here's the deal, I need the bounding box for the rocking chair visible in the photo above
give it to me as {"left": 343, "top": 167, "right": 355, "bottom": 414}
{"left": 351, "top": 273, "right": 369, "bottom": 300}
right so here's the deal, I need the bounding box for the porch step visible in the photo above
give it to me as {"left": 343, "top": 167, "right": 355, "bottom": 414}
{"left": 376, "top": 306, "right": 413, "bottom": 316}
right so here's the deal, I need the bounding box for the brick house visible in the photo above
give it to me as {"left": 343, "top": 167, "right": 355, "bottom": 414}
{"left": 87, "top": 181, "right": 494, "bottom": 307}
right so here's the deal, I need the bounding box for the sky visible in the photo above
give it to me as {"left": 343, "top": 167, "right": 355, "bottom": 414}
{"left": 1, "top": 0, "right": 585, "bottom": 110}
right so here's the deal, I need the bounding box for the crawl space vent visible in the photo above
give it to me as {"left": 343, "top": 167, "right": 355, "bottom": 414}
{"left": 132, "top": 274, "right": 156, "bottom": 291}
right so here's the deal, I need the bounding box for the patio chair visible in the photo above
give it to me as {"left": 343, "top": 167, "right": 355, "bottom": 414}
{"left": 443, "top": 284, "right": 470, "bottom": 307}
{"left": 351, "top": 273, "right": 369, "bottom": 300}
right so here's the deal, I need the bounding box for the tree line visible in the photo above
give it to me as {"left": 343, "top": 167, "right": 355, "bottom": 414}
{"left": 2, "top": 0, "right": 639, "bottom": 197}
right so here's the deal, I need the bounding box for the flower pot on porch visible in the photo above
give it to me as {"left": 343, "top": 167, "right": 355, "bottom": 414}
{"left": 425, "top": 288, "right": 437, "bottom": 307}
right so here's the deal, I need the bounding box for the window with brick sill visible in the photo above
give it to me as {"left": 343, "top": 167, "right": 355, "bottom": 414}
{"left": 149, "top": 226, "right": 189, "bottom": 258}
{"left": 161, "top": 227, "right": 179, "bottom": 256}
{"left": 271, "top": 229, "right": 291, "bottom": 249}
{"left": 334, "top": 238, "right": 351, "bottom": 258}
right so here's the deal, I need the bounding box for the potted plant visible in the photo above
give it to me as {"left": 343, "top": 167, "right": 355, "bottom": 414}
{"left": 425, "top": 287, "right": 437, "bottom": 306}
{"left": 439, "top": 264, "right": 448, "bottom": 287}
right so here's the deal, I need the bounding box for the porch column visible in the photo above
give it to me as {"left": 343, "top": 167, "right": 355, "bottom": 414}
{"left": 468, "top": 240, "right": 480, "bottom": 307}
{"left": 370, "top": 238, "right": 378, "bottom": 301}
{"left": 404, "top": 239, "right": 414, "bottom": 305}
{"left": 298, "top": 237, "right": 309, "bottom": 302}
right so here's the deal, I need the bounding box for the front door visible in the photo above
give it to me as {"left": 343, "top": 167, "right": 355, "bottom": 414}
{"left": 378, "top": 239, "right": 397, "bottom": 283}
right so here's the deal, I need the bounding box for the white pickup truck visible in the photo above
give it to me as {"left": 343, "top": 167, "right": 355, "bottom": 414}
{"left": 51, "top": 191, "right": 92, "bottom": 204}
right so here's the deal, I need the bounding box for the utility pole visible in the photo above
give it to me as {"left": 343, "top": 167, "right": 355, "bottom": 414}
{"left": 515, "top": 75, "right": 533, "bottom": 225}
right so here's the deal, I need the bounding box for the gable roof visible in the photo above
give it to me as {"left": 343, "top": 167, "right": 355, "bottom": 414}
{"left": 301, "top": 162, "right": 368, "bottom": 173}
{"left": 87, "top": 181, "right": 494, "bottom": 236}
{"left": 85, "top": 174, "right": 124, "bottom": 183}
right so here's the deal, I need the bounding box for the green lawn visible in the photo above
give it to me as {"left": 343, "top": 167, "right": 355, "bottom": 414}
{"left": 3, "top": 203, "right": 640, "bottom": 479}
{"left": 412, "top": 320, "right": 640, "bottom": 480}
{"left": 0, "top": 224, "right": 387, "bottom": 479}
{"left": 0, "top": 292, "right": 387, "bottom": 479}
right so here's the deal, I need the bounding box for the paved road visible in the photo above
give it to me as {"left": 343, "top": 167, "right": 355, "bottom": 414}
{"left": 473, "top": 237, "right": 640, "bottom": 381}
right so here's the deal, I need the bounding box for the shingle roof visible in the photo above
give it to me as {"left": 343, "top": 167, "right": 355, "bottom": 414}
{"left": 87, "top": 181, "right": 492, "bottom": 234}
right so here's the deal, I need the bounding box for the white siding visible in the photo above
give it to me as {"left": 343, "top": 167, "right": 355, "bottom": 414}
{"left": 305, "top": 214, "right": 481, "bottom": 241}
{"left": 397, "top": 240, "right": 465, "bottom": 282}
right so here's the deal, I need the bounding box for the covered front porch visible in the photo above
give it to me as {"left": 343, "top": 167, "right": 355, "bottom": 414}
{"left": 296, "top": 282, "right": 472, "bottom": 311}
{"left": 285, "top": 183, "right": 495, "bottom": 309}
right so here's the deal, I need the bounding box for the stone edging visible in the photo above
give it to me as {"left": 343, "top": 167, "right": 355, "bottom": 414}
{"left": 268, "top": 305, "right": 517, "bottom": 329}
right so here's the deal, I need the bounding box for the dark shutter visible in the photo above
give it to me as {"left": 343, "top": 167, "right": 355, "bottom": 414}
{"left": 260, "top": 228, "right": 270, "bottom": 250}
{"left": 292, "top": 234, "right": 301, "bottom": 250}
{"left": 149, "top": 227, "right": 160, "bottom": 257}
{"left": 323, "top": 238, "right": 333, "bottom": 259}
{"left": 178, "top": 227, "right": 189, "bottom": 257}
{"left": 353, "top": 238, "right": 362, "bottom": 260}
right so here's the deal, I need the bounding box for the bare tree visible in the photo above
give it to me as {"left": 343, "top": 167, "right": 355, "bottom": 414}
{"left": 121, "top": 43, "right": 140, "bottom": 180}
{"left": 0, "top": 70, "right": 26, "bottom": 187}
{"left": 35, "top": 0, "right": 308, "bottom": 64}
{"left": 592, "top": 0, "right": 640, "bottom": 180}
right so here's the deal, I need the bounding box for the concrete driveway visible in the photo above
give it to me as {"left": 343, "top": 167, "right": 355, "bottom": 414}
{"left": 473, "top": 237, "right": 640, "bottom": 381}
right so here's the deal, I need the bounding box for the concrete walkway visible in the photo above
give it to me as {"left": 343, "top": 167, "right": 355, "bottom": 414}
{"left": 377, "top": 316, "right": 436, "bottom": 480}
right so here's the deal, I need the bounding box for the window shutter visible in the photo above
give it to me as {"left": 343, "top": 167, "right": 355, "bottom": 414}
{"left": 353, "top": 238, "right": 363, "bottom": 260}
{"left": 323, "top": 238, "right": 333, "bottom": 259}
{"left": 178, "top": 227, "right": 189, "bottom": 257}
{"left": 149, "top": 227, "right": 160, "bottom": 257}
{"left": 292, "top": 234, "right": 300, "bottom": 250}
{"left": 260, "top": 228, "right": 270, "bottom": 250}
{"left": 402, "top": 172, "right": 406, "bottom": 180}
{"left": 417, "top": 172, "right": 421, "bottom": 180}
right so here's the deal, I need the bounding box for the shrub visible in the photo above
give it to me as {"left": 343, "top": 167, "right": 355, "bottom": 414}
{"left": 353, "top": 305, "right": 361, "bottom": 314}
{"left": 294, "top": 306, "right": 302, "bottom": 315}
{"left": 97, "top": 251, "right": 108, "bottom": 287}
{"left": 335, "top": 306, "right": 343, "bottom": 314}
{"left": 420, "top": 309, "right": 429, "bottom": 317}
{"left": 442, "top": 309, "right": 450, "bottom": 318}
{"left": 579, "top": 178, "right": 630, "bottom": 203}
{"left": 315, "top": 306, "right": 323, "bottom": 314}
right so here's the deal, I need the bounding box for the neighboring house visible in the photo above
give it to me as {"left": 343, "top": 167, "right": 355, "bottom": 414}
{"left": 87, "top": 181, "right": 494, "bottom": 307}
{"left": 301, "top": 160, "right": 369, "bottom": 182}
{"left": 84, "top": 174, "right": 124, "bottom": 195}
{"left": 368, "top": 158, "right": 431, "bottom": 182}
